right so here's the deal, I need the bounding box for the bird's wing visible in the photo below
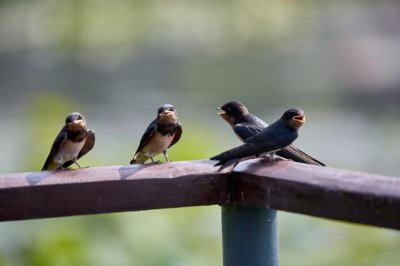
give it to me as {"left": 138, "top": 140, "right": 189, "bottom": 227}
{"left": 62, "top": 129, "right": 96, "bottom": 168}
{"left": 42, "top": 129, "right": 68, "bottom": 170}
{"left": 168, "top": 123, "right": 182, "bottom": 148}
{"left": 78, "top": 129, "right": 96, "bottom": 159}
{"left": 277, "top": 145, "right": 325, "bottom": 166}
{"left": 134, "top": 119, "right": 158, "bottom": 155}
{"left": 212, "top": 120, "right": 298, "bottom": 167}
{"left": 210, "top": 142, "right": 278, "bottom": 166}
{"left": 234, "top": 122, "right": 264, "bottom": 141}
{"left": 233, "top": 114, "right": 268, "bottom": 142}
{"left": 244, "top": 119, "right": 296, "bottom": 145}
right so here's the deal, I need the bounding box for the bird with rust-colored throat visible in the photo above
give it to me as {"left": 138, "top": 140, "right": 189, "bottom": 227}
{"left": 211, "top": 108, "right": 306, "bottom": 172}
{"left": 130, "top": 104, "right": 182, "bottom": 164}
{"left": 42, "top": 112, "right": 95, "bottom": 171}
{"left": 216, "top": 101, "right": 324, "bottom": 166}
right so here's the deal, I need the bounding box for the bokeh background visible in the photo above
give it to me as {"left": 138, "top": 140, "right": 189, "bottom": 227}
{"left": 1, "top": 0, "right": 400, "bottom": 265}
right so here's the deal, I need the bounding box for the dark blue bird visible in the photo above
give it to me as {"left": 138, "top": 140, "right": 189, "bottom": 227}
{"left": 211, "top": 108, "right": 306, "bottom": 171}
{"left": 216, "top": 101, "right": 324, "bottom": 166}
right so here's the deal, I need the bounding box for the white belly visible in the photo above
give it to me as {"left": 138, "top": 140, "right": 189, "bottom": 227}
{"left": 55, "top": 139, "right": 86, "bottom": 164}
{"left": 144, "top": 132, "right": 175, "bottom": 157}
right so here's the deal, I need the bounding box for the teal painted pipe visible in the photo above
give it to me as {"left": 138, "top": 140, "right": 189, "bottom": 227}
{"left": 222, "top": 204, "right": 278, "bottom": 266}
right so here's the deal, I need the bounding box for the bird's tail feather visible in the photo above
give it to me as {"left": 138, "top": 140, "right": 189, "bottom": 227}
{"left": 277, "top": 145, "right": 325, "bottom": 166}
{"left": 214, "top": 158, "right": 241, "bottom": 172}
{"left": 130, "top": 152, "right": 148, "bottom": 164}
{"left": 210, "top": 143, "right": 255, "bottom": 163}
{"left": 42, "top": 161, "right": 60, "bottom": 171}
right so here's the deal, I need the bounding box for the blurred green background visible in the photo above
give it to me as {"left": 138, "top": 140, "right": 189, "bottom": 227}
{"left": 1, "top": 0, "right": 400, "bottom": 265}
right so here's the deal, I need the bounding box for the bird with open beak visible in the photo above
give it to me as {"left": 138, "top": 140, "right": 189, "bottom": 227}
{"left": 216, "top": 101, "right": 324, "bottom": 166}
{"left": 211, "top": 108, "right": 306, "bottom": 171}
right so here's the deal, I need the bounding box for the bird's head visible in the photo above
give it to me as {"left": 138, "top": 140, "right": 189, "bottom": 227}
{"left": 282, "top": 108, "right": 305, "bottom": 130}
{"left": 157, "top": 104, "right": 178, "bottom": 124}
{"left": 216, "top": 101, "right": 249, "bottom": 125}
{"left": 65, "top": 112, "right": 86, "bottom": 131}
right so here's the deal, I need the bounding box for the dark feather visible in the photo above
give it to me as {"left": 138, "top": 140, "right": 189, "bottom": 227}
{"left": 62, "top": 129, "right": 96, "bottom": 168}
{"left": 228, "top": 108, "right": 325, "bottom": 166}
{"left": 134, "top": 119, "right": 158, "bottom": 156}
{"left": 233, "top": 114, "right": 267, "bottom": 141}
{"left": 211, "top": 116, "right": 298, "bottom": 171}
{"left": 169, "top": 123, "right": 182, "bottom": 148}
{"left": 78, "top": 129, "right": 95, "bottom": 159}
{"left": 214, "top": 158, "right": 242, "bottom": 172}
{"left": 211, "top": 142, "right": 278, "bottom": 166}
{"left": 277, "top": 145, "right": 325, "bottom": 166}
{"left": 42, "top": 128, "right": 68, "bottom": 170}
{"left": 234, "top": 122, "right": 263, "bottom": 141}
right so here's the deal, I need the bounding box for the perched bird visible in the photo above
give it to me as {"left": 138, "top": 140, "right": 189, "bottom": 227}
{"left": 216, "top": 101, "right": 324, "bottom": 166}
{"left": 211, "top": 108, "right": 305, "bottom": 171}
{"left": 42, "top": 112, "right": 95, "bottom": 171}
{"left": 130, "top": 104, "right": 182, "bottom": 164}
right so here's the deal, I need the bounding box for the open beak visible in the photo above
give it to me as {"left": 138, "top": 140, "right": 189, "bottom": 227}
{"left": 293, "top": 115, "right": 305, "bottom": 123}
{"left": 216, "top": 108, "right": 226, "bottom": 116}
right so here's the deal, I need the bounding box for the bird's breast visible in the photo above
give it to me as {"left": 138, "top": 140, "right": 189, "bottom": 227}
{"left": 55, "top": 139, "right": 86, "bottom": 163}
{"left": 143, "top": 131, "right": 175, "bottom": 155}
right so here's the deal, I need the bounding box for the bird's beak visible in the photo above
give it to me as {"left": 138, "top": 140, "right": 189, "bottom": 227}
{"left": 159, "top": 110, "right": 177, "bottom": 122}
{"left": 68, "top": 119, "right": 86, "bottom": 129}
{"left": 161, "top": 110, "right": 174, "bottom": 115}
{"left": 216, "top": 108, "right": 234, "bottom": 125}
{"left": 68, "top": 119, "right": 83, "bottom": 126}
{"left": 216, "top": 108, "right": 225, "bottom": 115}
{"left": 293, "top": 115, "right": 305, "bottom": 123}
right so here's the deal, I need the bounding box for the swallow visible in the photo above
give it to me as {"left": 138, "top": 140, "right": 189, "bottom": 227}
{"left": 211, "top": 108, "right": 305, "bottom": 171}
{"left": 216, "top": 101, "right": 324, "bottom": 166}
{"left": 130, "top": 104, "right": 182, "bottom": 164}
{"left": 42, "top": 112, "right": 95, "bottom": 171}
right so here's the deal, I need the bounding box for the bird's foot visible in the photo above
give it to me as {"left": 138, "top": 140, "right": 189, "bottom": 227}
{"left": 73, "top": 160, "right": 82, "bottom": 169}
{"left": 274, "top": 156, "right": 289, "bottom": 161}
{"left": 261, "top": 152, "right": 283, "bottom": 162}
{"left": 162, "top": 151, "right": 171, "bottom": 162}
{"left": 261, "top": 156, "right": 274, "bottom": 162}
{"left": 261, "top": 155, "right": 287, "bottom": 163}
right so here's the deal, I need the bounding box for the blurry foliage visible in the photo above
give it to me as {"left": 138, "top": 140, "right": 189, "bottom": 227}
{"left": 0, "top": 208, "right": 222, "bottom": 266}
{"left": 16, "top": 0, "right": 314, "bottom": 55}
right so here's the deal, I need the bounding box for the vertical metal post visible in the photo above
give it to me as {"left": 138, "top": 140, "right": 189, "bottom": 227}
{"left": 222, "top": 204, "right": 278, "bottom": 266}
